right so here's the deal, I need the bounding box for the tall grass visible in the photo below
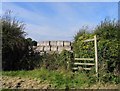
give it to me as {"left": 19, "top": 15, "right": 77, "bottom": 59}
{"left": 2, "top": 68, "right": 93, "bottom": 89}
{"left": 2, "top": 68, "right": 119, "bottom": 89}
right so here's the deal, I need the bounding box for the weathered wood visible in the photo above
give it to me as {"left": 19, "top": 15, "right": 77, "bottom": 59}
{"left": 72, "top": 35, "right": 98, "bottom": 74}
{"left": 74, "top": 63, "right": 95, "bottom": 66}
{"left": 72, "top": 67, "right": 92, "bottom": 70}
{"left": 72, "top": 67, "right": 78, "bottom": 70}
{"left": 84, "top": 38, "right": 94, "bottom": 42}
{"left": 75, "top": 58, "right": 94, "bottom": 61}
{"left": 83, "top": 68, "right": 91, "bottom": 70}
{"left": 94, "top": 35, "right": 98, "bottom": 77}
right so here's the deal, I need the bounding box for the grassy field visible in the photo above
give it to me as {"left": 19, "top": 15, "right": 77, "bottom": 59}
{"left": 1, "top": 68, "right": 119, "bottom": 89}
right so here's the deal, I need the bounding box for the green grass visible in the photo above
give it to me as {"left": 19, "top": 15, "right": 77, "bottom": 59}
{"left": 2, "top": 68, "right": 92, "bottom": 89}
{"left": 1, "top": 68, "right": 119, "bottom": 89}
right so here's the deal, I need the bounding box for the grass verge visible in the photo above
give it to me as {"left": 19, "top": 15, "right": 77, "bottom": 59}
{"left": 1, "top": 68, "right": 119, "bottom": 89}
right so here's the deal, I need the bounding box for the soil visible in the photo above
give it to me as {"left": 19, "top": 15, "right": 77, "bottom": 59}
{"left": 0, "top": 76, "right": 119, "bottom": 89}
{"left": 1, "top": 76, "right": 51, "bottom": 89}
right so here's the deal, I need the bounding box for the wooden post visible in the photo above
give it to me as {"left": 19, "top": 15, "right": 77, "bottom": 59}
{"left": 67, "top": 61, "right": 70, "bottom": 70}
{"left": 94, "top": 35, "right": 98, "bottom": 77}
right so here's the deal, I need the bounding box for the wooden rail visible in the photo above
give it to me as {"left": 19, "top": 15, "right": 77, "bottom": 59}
{"left": 83, "top": 68, "right": 92, "bottom": 70}
{"left": 75, "top": 58, "right": 94, "bottom": 61}
{"left": 74, "top": 63, "right": 95, "bottom": 66}
{"left": 72, "top": 67, "right": 92, "bottom": 70}
{"left": 84, "top": 38, "right": 94, "bottom": 42}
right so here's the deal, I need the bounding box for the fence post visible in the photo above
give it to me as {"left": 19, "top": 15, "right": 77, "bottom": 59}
{"left": 94, "top": 35, "right": 98, "bottom": 77}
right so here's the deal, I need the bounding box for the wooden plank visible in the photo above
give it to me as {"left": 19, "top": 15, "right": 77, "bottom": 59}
{"left": 74, "top": 63, "right": 95, "bottom": 66}
{"left": 72, "top": 67, "right": 78, "bottom": 70}
{"left": 72, "top": 67, "right": 92, "bottom": 70}
{"left": 75, "top": 58, "right": 94, "bottom": 61}
{"left": 84, "top": 38, "right": 94, "bottom": 42}
{"left": 83, "top": 68, "right": 92, "bottom": 70}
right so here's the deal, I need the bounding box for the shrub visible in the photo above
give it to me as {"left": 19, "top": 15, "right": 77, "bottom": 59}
{"left": 73, "top": 18, "right": 119, "bottom": 84}
{"left": 39, "top": 50, "right": 73, "bottom": 71}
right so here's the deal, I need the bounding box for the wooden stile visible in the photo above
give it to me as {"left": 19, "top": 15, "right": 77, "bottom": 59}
{"left": 73, "top": 35, "right": 98, "bottom": 77}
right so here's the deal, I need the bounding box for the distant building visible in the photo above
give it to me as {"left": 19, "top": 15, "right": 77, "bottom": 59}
{"left": 35, "top": 41, "right": 72, "bottom": 53}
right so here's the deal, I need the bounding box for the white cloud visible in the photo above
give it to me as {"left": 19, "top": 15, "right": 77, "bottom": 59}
{"left": 25, "top": 23, "right": 75, "bottom": 41}
{"left": 25, "top": 20, "right": 96, "bottom": 41}
{"left": 2, "top": 3, "right": 78, "bottom": 41}
{"left": 2, "top": 2, "right": 97, "bottom": 41}
{"left": 2, "top": 2, "right": 116, "bottom": 41}
{"left": 2, "top": 3, "right": 47, "bottom": 24}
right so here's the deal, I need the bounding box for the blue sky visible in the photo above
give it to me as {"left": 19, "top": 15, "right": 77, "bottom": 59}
{"left": 2, "top": 2, "right": 118, "bottom": 41}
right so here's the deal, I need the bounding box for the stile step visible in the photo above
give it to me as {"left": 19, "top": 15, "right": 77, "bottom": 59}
{"left": 74, "top": 63, "right": 95, "bottom": 66}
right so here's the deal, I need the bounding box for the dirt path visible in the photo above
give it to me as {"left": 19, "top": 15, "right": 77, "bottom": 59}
{"left": 0, "top": 76, "right": 119, "bottom": 89}
{"left": 1, "top": 76, "right": 51, "bottom": 89}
